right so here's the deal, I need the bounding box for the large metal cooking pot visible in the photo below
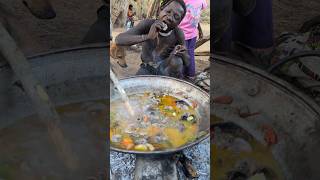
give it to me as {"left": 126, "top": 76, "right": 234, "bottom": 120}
{"left": 110, "top": 76, "right": 210, "bottom": 179}
{"left": 0, "top": 44, "right": 107, "bottom": 179}
{"left": 212, "top": 55, "right": 320, "bottom": 180}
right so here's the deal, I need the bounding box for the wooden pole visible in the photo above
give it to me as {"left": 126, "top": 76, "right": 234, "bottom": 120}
{"left": 195, "top": 35, "right": 210, "bottom": 49}
{"left": 147, "top": 0, "right": 155, "bottom": 18}
{"left": 147, "top": 0, "right": 160, "bottom": 18}
{"left": 0, "top": 22, "right": 78, "bottom": 170}
{"left": 195, "top": 51, "right": 210, "bottom": 56}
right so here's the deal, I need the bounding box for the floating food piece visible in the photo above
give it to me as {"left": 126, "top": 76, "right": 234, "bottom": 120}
{"left": 125, "top": 143, "right": 134, "bottom": 150}
{"left": 153, "top": 135, "right": 167, "bottom": 143}
{"left": 177, "top": 103, "right": 189, "bottom": 110}
{"left": 134, "top": 144, "right": 148, "bottom": 151}
{"left": 187, "top": 115, "right": 194, "bottom": 121}
{"left": 146, "top": 143, "right": 155, "bottom": 151}
{"left": 213, "top": 96, "right": 233, "bottom": 104}
{"left": 122, "top": 137, "right": 133, "bottom": 144}
{"left": 262, "top": 125, "right": 278, "bottom": 146}
{"left": 121, "top": 137, "right": 134, "bottom": 150}
{"left": 176, "top": 100, "right": 189, "bottom": 110}
{"left": 237, "top": 106, "right": 261, "bottom": 118}
{"left": 187, "top": 115, "right": 197, "bottom": 123}
{"left": 136, "top": 138, "right": 148, "bottom": 145}
{"left": 143, "top": 115, "right": 149, "bottom": 122}
{"left": 111, "top": 134, "right": 122, "bottom": 143}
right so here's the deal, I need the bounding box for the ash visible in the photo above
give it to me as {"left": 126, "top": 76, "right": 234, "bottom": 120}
{"left": 110, "top": 138, "right": 210, "bottom": 180}
{"left": 110, "top": 152, "right": 136, "bottom": 180}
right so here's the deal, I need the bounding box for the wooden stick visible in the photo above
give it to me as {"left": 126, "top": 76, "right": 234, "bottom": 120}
{"left": 195, "top": 35, "right": 210, "bottom": 49}
{"left": 195, "top": 51, "right": 210, "bottom": 56}
{"left": 0, "top": 22, "right": 78, "bottom": 170}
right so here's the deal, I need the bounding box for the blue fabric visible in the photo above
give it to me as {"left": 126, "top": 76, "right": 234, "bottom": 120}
{"left": 216, "top": 0, "right": 274, "bottom": 51}
{"left": 232, "top": 0, "right": 274, "bottom": 48}
{"left": 185, "top": 37, "right": 197, "bottom": 77}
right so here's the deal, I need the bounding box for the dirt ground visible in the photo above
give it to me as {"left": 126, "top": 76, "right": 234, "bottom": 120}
{"left": 2, "top": 0, "right": 102, "bottom": 55}
{"left": 273, "top": 0, "right": 320, "bottom": 36}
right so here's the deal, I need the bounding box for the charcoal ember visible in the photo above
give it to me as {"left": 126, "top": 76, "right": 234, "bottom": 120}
{"left": 136, "top": 138, "right": 148, "bottom": 145}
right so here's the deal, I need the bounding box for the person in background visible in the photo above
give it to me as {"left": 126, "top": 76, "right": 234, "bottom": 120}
{"left": 213, "top": 0, "right": 274, "bottom": 69}
{"left": 126, "top": 4, "right": 135, "bottom": 31}
{"left": 178, "top": 0, "right": 208, "bottom": 79}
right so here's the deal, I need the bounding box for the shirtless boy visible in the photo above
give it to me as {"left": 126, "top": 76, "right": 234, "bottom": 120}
{"left": 115, "top": 0, "right": 189, "bottom": 79}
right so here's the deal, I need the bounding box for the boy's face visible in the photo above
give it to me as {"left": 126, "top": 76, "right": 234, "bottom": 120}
{"left": 159, "top": 1, "right": 185, "bottom": 30}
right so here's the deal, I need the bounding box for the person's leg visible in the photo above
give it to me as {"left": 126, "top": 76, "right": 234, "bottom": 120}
{"left": 213, "top": 25, "right": 233, "bottom": 53}
{"left": 232, "top": 0, "right": 274, "bottom": 68}
{"left": 212, "top": 0, "right": 233, "bottom": 53}
{"left": 232, "top": 0, "right": 273, "bottom": 49}
{"left": 212, "top": 0, "right": 233, "bottom": 44}
{"left": 185, "top": 37, "right": 197, "bottom": 77}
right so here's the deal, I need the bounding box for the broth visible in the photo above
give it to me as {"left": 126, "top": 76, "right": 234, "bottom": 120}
{"left": 110, "top": 92, "right": 202, "bottom": 151}
{"left": 211, "top": 121, "right": 285, "bottom": 180}
{"left": 0, "top": 100, "right": 106, "bottom": 179}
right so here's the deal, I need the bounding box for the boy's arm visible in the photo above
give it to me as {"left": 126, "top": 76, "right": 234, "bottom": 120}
{"left": 176, "top": 29, "right": 190, "bottom": 67}
{"left": 115, "top": 19, "right": 153, "bottom": 46}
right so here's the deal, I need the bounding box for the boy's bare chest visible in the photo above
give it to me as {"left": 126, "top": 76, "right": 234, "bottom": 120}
{"left": 154, "top": 34, "right": 177, "bottom": 53}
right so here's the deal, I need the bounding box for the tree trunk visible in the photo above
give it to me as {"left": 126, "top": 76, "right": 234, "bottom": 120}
{"left": 195, "top": 35, "right": 210, "bottom": 49}
{"left": 111, "top": 0, "right": 129, "bottom": 26}
{"left": 195, "top": 51, "right": 210, "bottom": 56}
{"left": 147, "top": 0, "right": 160, "bottom": 18}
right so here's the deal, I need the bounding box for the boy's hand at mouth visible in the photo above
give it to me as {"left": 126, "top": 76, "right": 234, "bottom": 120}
{"left": 147, "top": 20, "right": 167, "bottom": 40}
